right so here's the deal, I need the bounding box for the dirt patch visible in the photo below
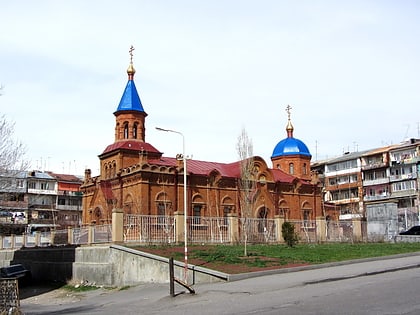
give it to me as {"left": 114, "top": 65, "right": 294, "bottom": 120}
{"left": 135, "top": 246, "right": 310, "bottom": 274}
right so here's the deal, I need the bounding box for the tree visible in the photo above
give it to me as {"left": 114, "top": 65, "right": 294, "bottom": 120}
{"left": 0, "top": 115, "right": 28, "bottom": 173}
{"left": 282, "top": 221, "right": 298, "bottom": 247}
{"left": 237, "top": 128, "right": 256, "bottom": 256}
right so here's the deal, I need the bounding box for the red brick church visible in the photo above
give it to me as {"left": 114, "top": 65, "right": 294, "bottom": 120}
{"left": 80, "top": 49, "right": 323, "bottom": 225}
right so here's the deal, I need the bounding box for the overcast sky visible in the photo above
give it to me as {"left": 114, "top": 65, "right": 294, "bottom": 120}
{"left": 1, "top": 1, "right": 419, "bottom": 176}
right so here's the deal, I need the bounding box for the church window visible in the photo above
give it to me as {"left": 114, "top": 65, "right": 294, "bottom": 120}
{"left": 123, "top": 123, "right": 129, "bottom": 139}
{"left": 302, "top": 163, "right": 307, "bottom": 175}
{"left": 133, "top": 123, "right": 138, "bottom": 139}
{"left": 223, "top": 206, "right": 231, "bottom": 225}
{"left": 289, "top": 163, "right": 294, "bottom": 174}
{"left": 192, "top": 205, "right": 202, "bottom": 225}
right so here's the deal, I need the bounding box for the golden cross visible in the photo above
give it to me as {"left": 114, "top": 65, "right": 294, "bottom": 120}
{"left": 129, "top": 45, "right": 135, "bottom": 63}
{"left": 285, "top": 104, "right": 292, "bottom": 120}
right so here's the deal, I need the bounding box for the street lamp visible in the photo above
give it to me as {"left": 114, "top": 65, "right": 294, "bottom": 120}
{"left": 156, "top": 127, "right": 188, "bottom": 282}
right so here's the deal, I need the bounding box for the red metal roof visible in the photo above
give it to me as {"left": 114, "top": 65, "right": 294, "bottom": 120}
{"left": 102, "top": 141, "right": 161, "bottom": 155}
{"left": 148, "top": 156, "right": 301, "bottom": 184}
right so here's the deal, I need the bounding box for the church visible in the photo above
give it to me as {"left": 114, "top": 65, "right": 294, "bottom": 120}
{"left": 80, "top": 48, "right": 323, "bottom": 226}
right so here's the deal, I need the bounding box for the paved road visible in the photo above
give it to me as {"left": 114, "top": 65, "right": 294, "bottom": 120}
{"left": 21, "top": 253, "right": 420, "bottom": 315}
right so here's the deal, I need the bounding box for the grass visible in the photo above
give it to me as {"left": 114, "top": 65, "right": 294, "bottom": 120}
{"left": 137, "top": 242, "right": 420, "bottom": 270}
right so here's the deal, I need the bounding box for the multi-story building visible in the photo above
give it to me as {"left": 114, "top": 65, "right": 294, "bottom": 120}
{"left": 389, "top": 139, "right": 420, "bottom": 228}
{"left": 0, "top": 170, "right": 83, "bottom": 233}
{"left": 321, "top": 151, "right": 366, "bottom": 220}
{"left": 311, "top": 138, "right": 420, "bottom": 235}
{"left": 47, "top": 172, "right": 83, "bottom": 228}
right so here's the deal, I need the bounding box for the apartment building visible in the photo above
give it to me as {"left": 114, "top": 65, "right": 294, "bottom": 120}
{"left": 0, "top": 170, "right": 83, "bottom": 233}
{"left": 311, "top": 139, "right": 420, "bottom": 233}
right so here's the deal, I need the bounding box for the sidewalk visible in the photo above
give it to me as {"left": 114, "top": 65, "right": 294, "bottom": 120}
{"left": 20, "top": 252, "right": 420, "bottom": 315}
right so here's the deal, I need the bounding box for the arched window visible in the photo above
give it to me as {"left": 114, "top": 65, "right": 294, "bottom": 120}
{"left": 123, "top": 122, "right": 129, "bottom": 139}
{"left": 303, "top": 163, "right": 307, "bottom": 175}
{"left": 289, "top": 163, "right": 294, "bottom": 175}
{"left": 133, "top": 123, "right": 138, "bottom": 139}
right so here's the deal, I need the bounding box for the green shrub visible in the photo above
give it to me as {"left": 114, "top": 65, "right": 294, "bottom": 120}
{"left": 282, "top": 222, "right": 298, "bottom": 247}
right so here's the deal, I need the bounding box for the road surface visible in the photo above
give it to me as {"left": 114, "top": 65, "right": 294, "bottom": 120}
{"left": 21, "top": 253, "right": 420, "bottom": 314}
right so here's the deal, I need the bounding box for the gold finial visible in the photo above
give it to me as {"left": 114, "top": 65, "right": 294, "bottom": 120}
{"left": 285, "top": 104, "right": 294, "bottom": 138}
{"left": 127, "top": 45, "right": 136, "bottom": 79}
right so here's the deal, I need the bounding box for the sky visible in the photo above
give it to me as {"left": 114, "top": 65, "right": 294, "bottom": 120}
{"left": 1, "top": 1, "right": 420, "bottom": 176}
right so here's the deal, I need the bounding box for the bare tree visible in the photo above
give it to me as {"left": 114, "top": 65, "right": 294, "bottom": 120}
{"left": 236, "top": 128, "right": 256, "bottom": 256}
{"left": 0, "top": 115, "right": 28, "bottom": 175}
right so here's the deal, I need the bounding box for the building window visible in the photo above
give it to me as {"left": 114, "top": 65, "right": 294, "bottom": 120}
{"left": 303, "top": 210, "right": 310, "bottom": 228}
{"left": 289, "top": 163, "right": 294, "bottom": 175}
{"left": 223, "top": 206, "right": 231, "bottom": 225}
{"left": 302, "top": 163, "right": 307, "bottom": 175}
{"left": 123, "top": 123, "right": 129, "bottom": 139}
{"left": 133, "top": 123, "right": 138, "bottom": 139}
{"left": 193, "top": 205, "right": 202, "bottom": 225}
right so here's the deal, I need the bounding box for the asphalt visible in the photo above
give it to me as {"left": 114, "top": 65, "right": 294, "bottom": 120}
{"left": 19, "top": 251, "right": 420, "bottom": 315}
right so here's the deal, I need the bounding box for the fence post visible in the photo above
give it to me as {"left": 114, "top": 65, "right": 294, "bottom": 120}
{"left": 112, "top": 208, "right": 124, "bottom": 243}
{"left": 88, "top": 224, "right": 94, "bottom": 244}
{"left": 22, "top": 233, "right": 27, "bottom": 247}
{"left": 174, "top": 211, "right": 184, "bottom": 244}
{"left": 275, "top": 215, "right": 285, "bottom": 243}
{"left": 352, "top": 218, "right": 362, "bottom": 242}
{"left": 228, "top": 213, "right": 239, "bottom": 244}
{"left": 50, "top": 230, "right": 56, "bottom": 245}
{"left": 67, "top": 227, "right": 74, "bottom": 245}
{"left": 10, "top": 234, "right": 15, "bottom": 249}
{"left": 34, "top": 231, "right": 41, "bottom": 246}
{"left": 316, "top": 216, "right": 326, "bottom": 243}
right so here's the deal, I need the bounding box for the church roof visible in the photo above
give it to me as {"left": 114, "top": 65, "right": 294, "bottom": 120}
{"left": 101, "top": 140, "right": 161, "bottom": 156}
{"left": 271, "top": 137, "right": 311, "bottom": 158}
{"left": 115, "top": 46, "right": 145, "bottom": 113}
{"left": 115, "top": 79, "right": 145, "bottom": 113}
{"left": 271, "top": 106, "right": 311, "bottom": 159}
{"left": 148, "top": 157, "right": 301, "bottom": 184}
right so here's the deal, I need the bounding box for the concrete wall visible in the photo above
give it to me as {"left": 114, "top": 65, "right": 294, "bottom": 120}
{"left": 73, "top": 245, "right": 227, "bottom": 286}
{"left": 0, "top": 245, "right": 227, "bottom": 287}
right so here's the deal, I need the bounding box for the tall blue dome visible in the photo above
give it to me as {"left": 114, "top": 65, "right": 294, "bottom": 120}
{"left": 271, "top": 106, "right": 311, "bottom": 158}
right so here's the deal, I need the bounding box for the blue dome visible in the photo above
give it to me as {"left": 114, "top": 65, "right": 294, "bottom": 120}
{"left": 271, "top": 137, "right": 311, "bottom": 158}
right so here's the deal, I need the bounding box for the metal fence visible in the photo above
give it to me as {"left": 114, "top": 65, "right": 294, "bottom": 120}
{"left": 240, "top": 218, "right": 277, "bottom": 243}
{"left": 2, "top": 215, "right": 419, "bottom": 249}
{"left": 189, "top": 217, "right": 230, "bottom": 244}
{"left": 124, "top": 215, "right": 176, "bottom": 244}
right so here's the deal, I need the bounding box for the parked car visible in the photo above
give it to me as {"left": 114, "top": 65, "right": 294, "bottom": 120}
{"left": 399, "top": 226, "right": 420, "bottom": 235}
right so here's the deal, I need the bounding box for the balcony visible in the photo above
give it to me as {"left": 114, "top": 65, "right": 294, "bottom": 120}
{"left": 389, "top": 172, "right": 417, "bottom": 182}
{"left": 391, "top": 189, "right": 417, "bottom": 198}
{"left": 364, "top": 194, "right": 390, "bottom": 202}
{"left": 56, "top": 205, "right": 82, "bottom": 211}
{"left": 361, "top": 162, "right": 388, "bottom": 171}
{"left": 363, "top": 178, "right": 390, "bottom": 186}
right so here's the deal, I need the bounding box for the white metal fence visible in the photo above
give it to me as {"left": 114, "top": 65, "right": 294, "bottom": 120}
{"left": 1, "top": 216, "right": 419, "bottom": 249}
{"left": 124, "top": 215, "right": 176, "bottom": 244}
{"left": 189, "top": 217, "right": 230, "bottom": 244}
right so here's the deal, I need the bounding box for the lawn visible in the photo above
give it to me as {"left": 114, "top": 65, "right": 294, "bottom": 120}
{"left": 133, "top": 242, "right": 420, "bottom": 274}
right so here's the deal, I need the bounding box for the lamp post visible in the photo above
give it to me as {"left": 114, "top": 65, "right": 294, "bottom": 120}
{"left": 156, "top": 127, "right": 188, "bottom": 282}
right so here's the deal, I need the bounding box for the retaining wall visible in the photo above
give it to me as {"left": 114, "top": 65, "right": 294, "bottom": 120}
{"left": 0, "top": 244, "right": 227, "bottom": 287}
